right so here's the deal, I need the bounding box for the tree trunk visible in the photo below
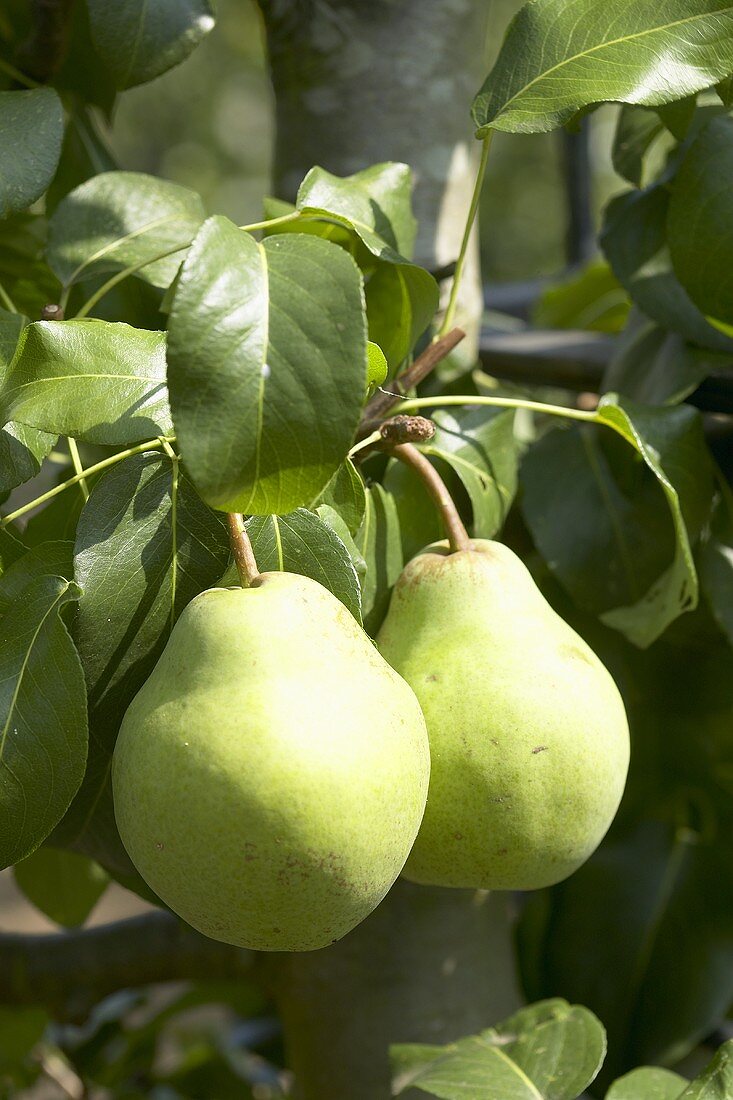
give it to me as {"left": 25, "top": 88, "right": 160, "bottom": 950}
{"left": 261, "top": 0, "right": 490, "bottom": 360}
{"left": 258, "top": 5, "right": 521, "bottom": 1096}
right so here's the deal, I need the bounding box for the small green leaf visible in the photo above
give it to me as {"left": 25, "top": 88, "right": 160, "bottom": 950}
{"left": 367, "top": 341, "right": 389, "bottom": 394}
{"left": 0, "top": 575, "right": 87, "bottom": 869}
{"left": 47, "top": 171, "right": 206, "bottom": 290}
{"left": 296, "top": 162, "right": 417, "bottom": 261}
{"left": 473, "top": 1, "right": 733, "bottom": 135}
{"left": 3, "top": 320, "right": 172, "bottom": 444}
{"left": 221, "top": 510, "right": 362, "bottom": 623}
{"left": 167, "top": 218, "right": 368, "bottom": 514}
{"left": 392, "top": 999, "right": 606, "bottom": 1099}
{"left": 668, "top": 115, "right": 733, "bottom": 326}
{"left": 356, "top": 484, "right": 403, "bottom": 635}
{"left": 87, "top": 0, "right": 215, "bottom": 90}
{"left": 606, "top": 1066, "right": 688, "bottom": 1100}
{"left": 0, "top": 89, "right": 63, "bottom": 216}
{"left": 14, "top": 847, "right": 109, "bottom": 928}
{"left": 313, "top": 460, "right": 367, "bottom": 536}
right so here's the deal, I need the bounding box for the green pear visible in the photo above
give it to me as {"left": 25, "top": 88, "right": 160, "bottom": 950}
{"left": 112, "top": 573, "right": 430, "bottom": 951}
{"left": 377, "top": 540, "right": 629, "bottom": 891}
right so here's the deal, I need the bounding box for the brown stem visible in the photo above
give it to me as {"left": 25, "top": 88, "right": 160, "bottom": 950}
{"left": 226, "top": 513, "right": 260, "bottom": 587}
{"left": 41, "top": 303, "right": 64, "bottom": 321}
{"left": 358, "top": 328, "right": 465, "bottom": 438}
{"left": 385, "top": 442, "right": 471, "bottom": 553}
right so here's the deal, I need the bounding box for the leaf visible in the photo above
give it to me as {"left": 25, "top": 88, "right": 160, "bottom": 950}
{"left": 0, "top": 575, "right": 87, "bottom": 869}
{"left": 604, "top": 316, "right": 729, "bottom": 406}
{"left": 0, "top": 420, "right": 55, "bottom": 497}
{"left": 391, "top": 999, "right": 606, "bottom": 1099}
{"left": 221, "top": 510, "right": 362, "bottom": 622}
{"left": 355, "top": 484, "right": 403, "bottom": 635}
{"left": 46, "top": 106, "right": 118, "bottom": 213}
{"left": 678, "top": 1042, "right": 733, "bottom": 1099}
{"left": 606, "top": 1067, "right": 689, "bottom": 1100}
{"left": 3, "top": 320, "right": 172, "bottom": 444}
{"left": 601, "top": 186, "right": 733, "bottom": 352}
{"left": 167, "top": 217, "right": 368, "bottom": 514}
{"left": 367, "top": 341, "right": 389, "bottom": 394}
{"left": 0, "top": 306, "right": 24, "bottom": 373}
{"left": 0, "top": 540, "right": 73, "bottom": 617}
{"left": 0, "top": 1007, "right": 47, "bottom": 1074}
{"left": 312, "top": 460, "right": 367, "bottom": 537}
{"left": 700, "top": 487, "right": 733, "bottom": 647}
{"left": 13, "top": 846, "right": 109, "bottom": 928}
{"left": 365, "top": 261, "right": 440, "bottom": 371}
{"left": 54, "top": 452, "right": 229, "bottom": 875}
{"left": 0, "top": 89, "right": 63, "bottom": 216}
{"left": 296, "top": 162, "right": 417, "bottom": 261}
{"left": 0, "top": 212, "right": 61, "bottom": 320}
{"left": 668, "top": 115, "right": 733, "bottom": 326}
{"left": 0, "top": 528, "right": 25, "bottom": 578}
{"left": 612, "top": 107, "right": 666, "bottom": 188}
{"left": 472, "top": 1, "right": 733, "bottom": 135}
{"left": 47, "top": 171, "right": 207, "bottom": 290}
{"left": 522, "top": 398, "right": 713, "bottom": 647}
{"left": 87, "top": 0, "right": 215, "bottom": 90}
{"left": 533, "top": 261, "right": 630, "bottom": 334}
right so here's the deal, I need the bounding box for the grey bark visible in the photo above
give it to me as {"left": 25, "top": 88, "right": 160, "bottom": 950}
{"left": 261, "top": 0, "right": 491, "bottom": 360}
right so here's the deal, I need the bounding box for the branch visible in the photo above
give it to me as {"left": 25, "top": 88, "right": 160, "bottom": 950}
{"left": 358, "top": 328, "right": 465, "bottom": 437}
{"left": 0, "top": 912, "right": 255, "bottom": 1019}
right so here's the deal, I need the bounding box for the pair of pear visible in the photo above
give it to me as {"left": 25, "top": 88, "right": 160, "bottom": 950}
{"left": 113, "top": 540, "right": 629, "bottom": 952}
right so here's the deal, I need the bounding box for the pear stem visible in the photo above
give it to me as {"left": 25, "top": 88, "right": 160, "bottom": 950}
{"left": 386, "top": 442, "right": 472, "bottom": 553}
{"left": 226, "top": 513, "right": 261, "bottom": 587}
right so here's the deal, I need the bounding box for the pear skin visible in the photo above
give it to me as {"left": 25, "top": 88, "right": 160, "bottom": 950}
{"left": 377, "top": 540, "right": 630, "bottom": 890}
{"left": 112, "top": 573, "right": 430, "bottom": 951}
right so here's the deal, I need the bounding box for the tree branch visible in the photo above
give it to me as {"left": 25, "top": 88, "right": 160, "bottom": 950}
{"left": 0, "top": 912, "right": 255, "bottom": 1019}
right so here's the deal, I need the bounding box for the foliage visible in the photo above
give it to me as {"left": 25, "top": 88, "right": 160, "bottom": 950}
{"left": 1, "top": 0, "right": 733, "bottom": 1095}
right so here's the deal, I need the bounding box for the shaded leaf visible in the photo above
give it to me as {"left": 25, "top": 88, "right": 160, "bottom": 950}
{"left": 0, "top": 575, "right": 87, "bottom": 869}
{"left": 612, "top": 106, "right": 666, "bottom": 188}
{"left": 604, "top": 316, "right": 729, "bottom": 405}
{"left": 168, "top": 217, "right": 367, "bottom": 514}
{"left": 0, "top": 540, "right": 73, "bottom": 617}
{"left": 312, "top": 459, "right": 366, "bottom": 537}
{"left": 365, "top": 261, "right": 439, "bottom": 371}
{"left": 533, "top": 261, "right": 630, "bottom": 335}
{"left": 356, "top": 483, "right": 403, "bottom": 635}
{"left": 668, "top": 115, "right": 733, "bottom": 326}
{"left": 0, "top": 88, "right": 63, "bottom": 216}
{"left": 14, "top": 846, "right": 109, "bottom": 928}
{"left": 87, "top": 0, "right": 215, "bottom": 90}
{"left": 473, "top": 1, "right": 733, "bottom": 135}
{"left": 3, "top": 320, "right": 171, "bottom": 444}
{"left": 0, "top": 1007, "right": 47, "bottom": 1074}
{"left": 47, "top": 171, "right": 206, "bottom": 290}
{"left": 46, "top": 106, "right": 118, "bottom": 214}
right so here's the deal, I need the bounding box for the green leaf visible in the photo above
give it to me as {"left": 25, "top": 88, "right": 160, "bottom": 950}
{"left": 14, "top": 846, "right": 109, "bottom": 928}
{"left": 0, "top": 1007, "right": 47, "bottom": 1074}
{"left": 221, "top": 510, "right": 362, "bottom": 622}
{"left": 0, "top": 575, "right": 87, "bottom": 869}
{"left": 365, "top": 261, "right": 439, "bottom": 371}
{"left": 3, "top": 320, "right": 172, "bottom": 444}
{"left": 46, "top": 106, "right": 118, "bottom": 213}
{"left": 47, "top": 171, "right": 207, "bottom": 290}
{"left": 367, "top": 341, "right": 388, "bottom": 394}
{"left": 678, "top": 1042, "right": 733, "bottom": 1099}
{"left": 0, "top": 306, "right": 24, "bottom": 372}
{"left": 312, "top": 459, "right": 367, "bottom": 537}
{"left": 601, "top": 186, "right": 733, "bottom": 352}
{"left": 54, "top": 452, "right": 228, "bottom": 876}
{"left": 0, "top": 212, "right": 61, "bottom": 320}
{"left": 0, "top": 527, "right": 25, "bottom": 578}
{"left": 355, "top": 483, "right": 403, "bottom": 635}
{"left": 167, "top": 217, "right": 368, "bottom": 514}
{"left": 605, "top": 317, "right": 729, "bottom": 406}
{"left": 0, "top": 540, "right": 73, "bottom": 617}
{"left": 0, "top": 308, "right": 54, "bottom": 493}
{"left": 392, "top": 999, "right": 606, "bottom": 1099}
{"left": 472, "top": 1, "right": 733, "bottom": 135}
{"left": 296, "top": 162, "right": 417, "bottom": 261}
{"left": 668, "top": 115, "right": 733, "bottom": 326}
{"left": 612, "top": 106, "right": 666, "bottom": 189}
{"left": 533, "top": 261, "right": 630, "bottom": 334}
{"left": 87, "top": 0, "right": 215, "bottom": 90}
{"left": 0, "top": 89, "right": 63, "bottom": 216}
{"left": 606, "top": 1067, "right": 688, "bottom": 1100}
{"left": 522, "top": 399, "right": 713, "bottom": 647}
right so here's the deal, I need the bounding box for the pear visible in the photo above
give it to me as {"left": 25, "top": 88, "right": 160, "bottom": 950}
{"left": 377, "top": 540, "right": 629, "bottom": 891}
{"left": 112, "top": 573, "right": 430, "bottom": 951}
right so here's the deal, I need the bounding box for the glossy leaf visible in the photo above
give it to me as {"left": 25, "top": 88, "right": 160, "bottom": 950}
{"left": 0, "top": 89, "right": 63, "bottom": 216}
{"left": 296, "top": 162, "right": 417, "bottom": 261}
{"left": 3, "top": 320, "right": 172, "bottom": 444}
{"left": 167, "top": 217, "right": 367, "bottom": 514}
{"left": 14, "top": 847, "right": 109, "bottom": 928}
{"left": 47, "top": 171, "right": 206, "bottom": 290}
{"left": 668, "top": 115, "right": 733, "bottom": 326}
{"left": 473, "top": 0, "right": 733, "bottom": 135}
{"left": 601, "top": 186, "right": 733, "bottom": 352}
{"left": 392, "top": 999, "right": 605, "bottom": 1099}
{"left": 55, "top": 452, "right": 229, "bottom": 875}
{"left": 87, "top": 0, "right": 214, "bottom": 89}
{"left": 355, "top": 483, "right": 403, "bottom": 635}
{"left": 0, "top": 575, "right": 87, "bottom": 869}
{"left": 606, "top": 1067, "right": 688, "bottom": 1099}
{"left": 221, "top": 509, "right": 362, "bottom": 622}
